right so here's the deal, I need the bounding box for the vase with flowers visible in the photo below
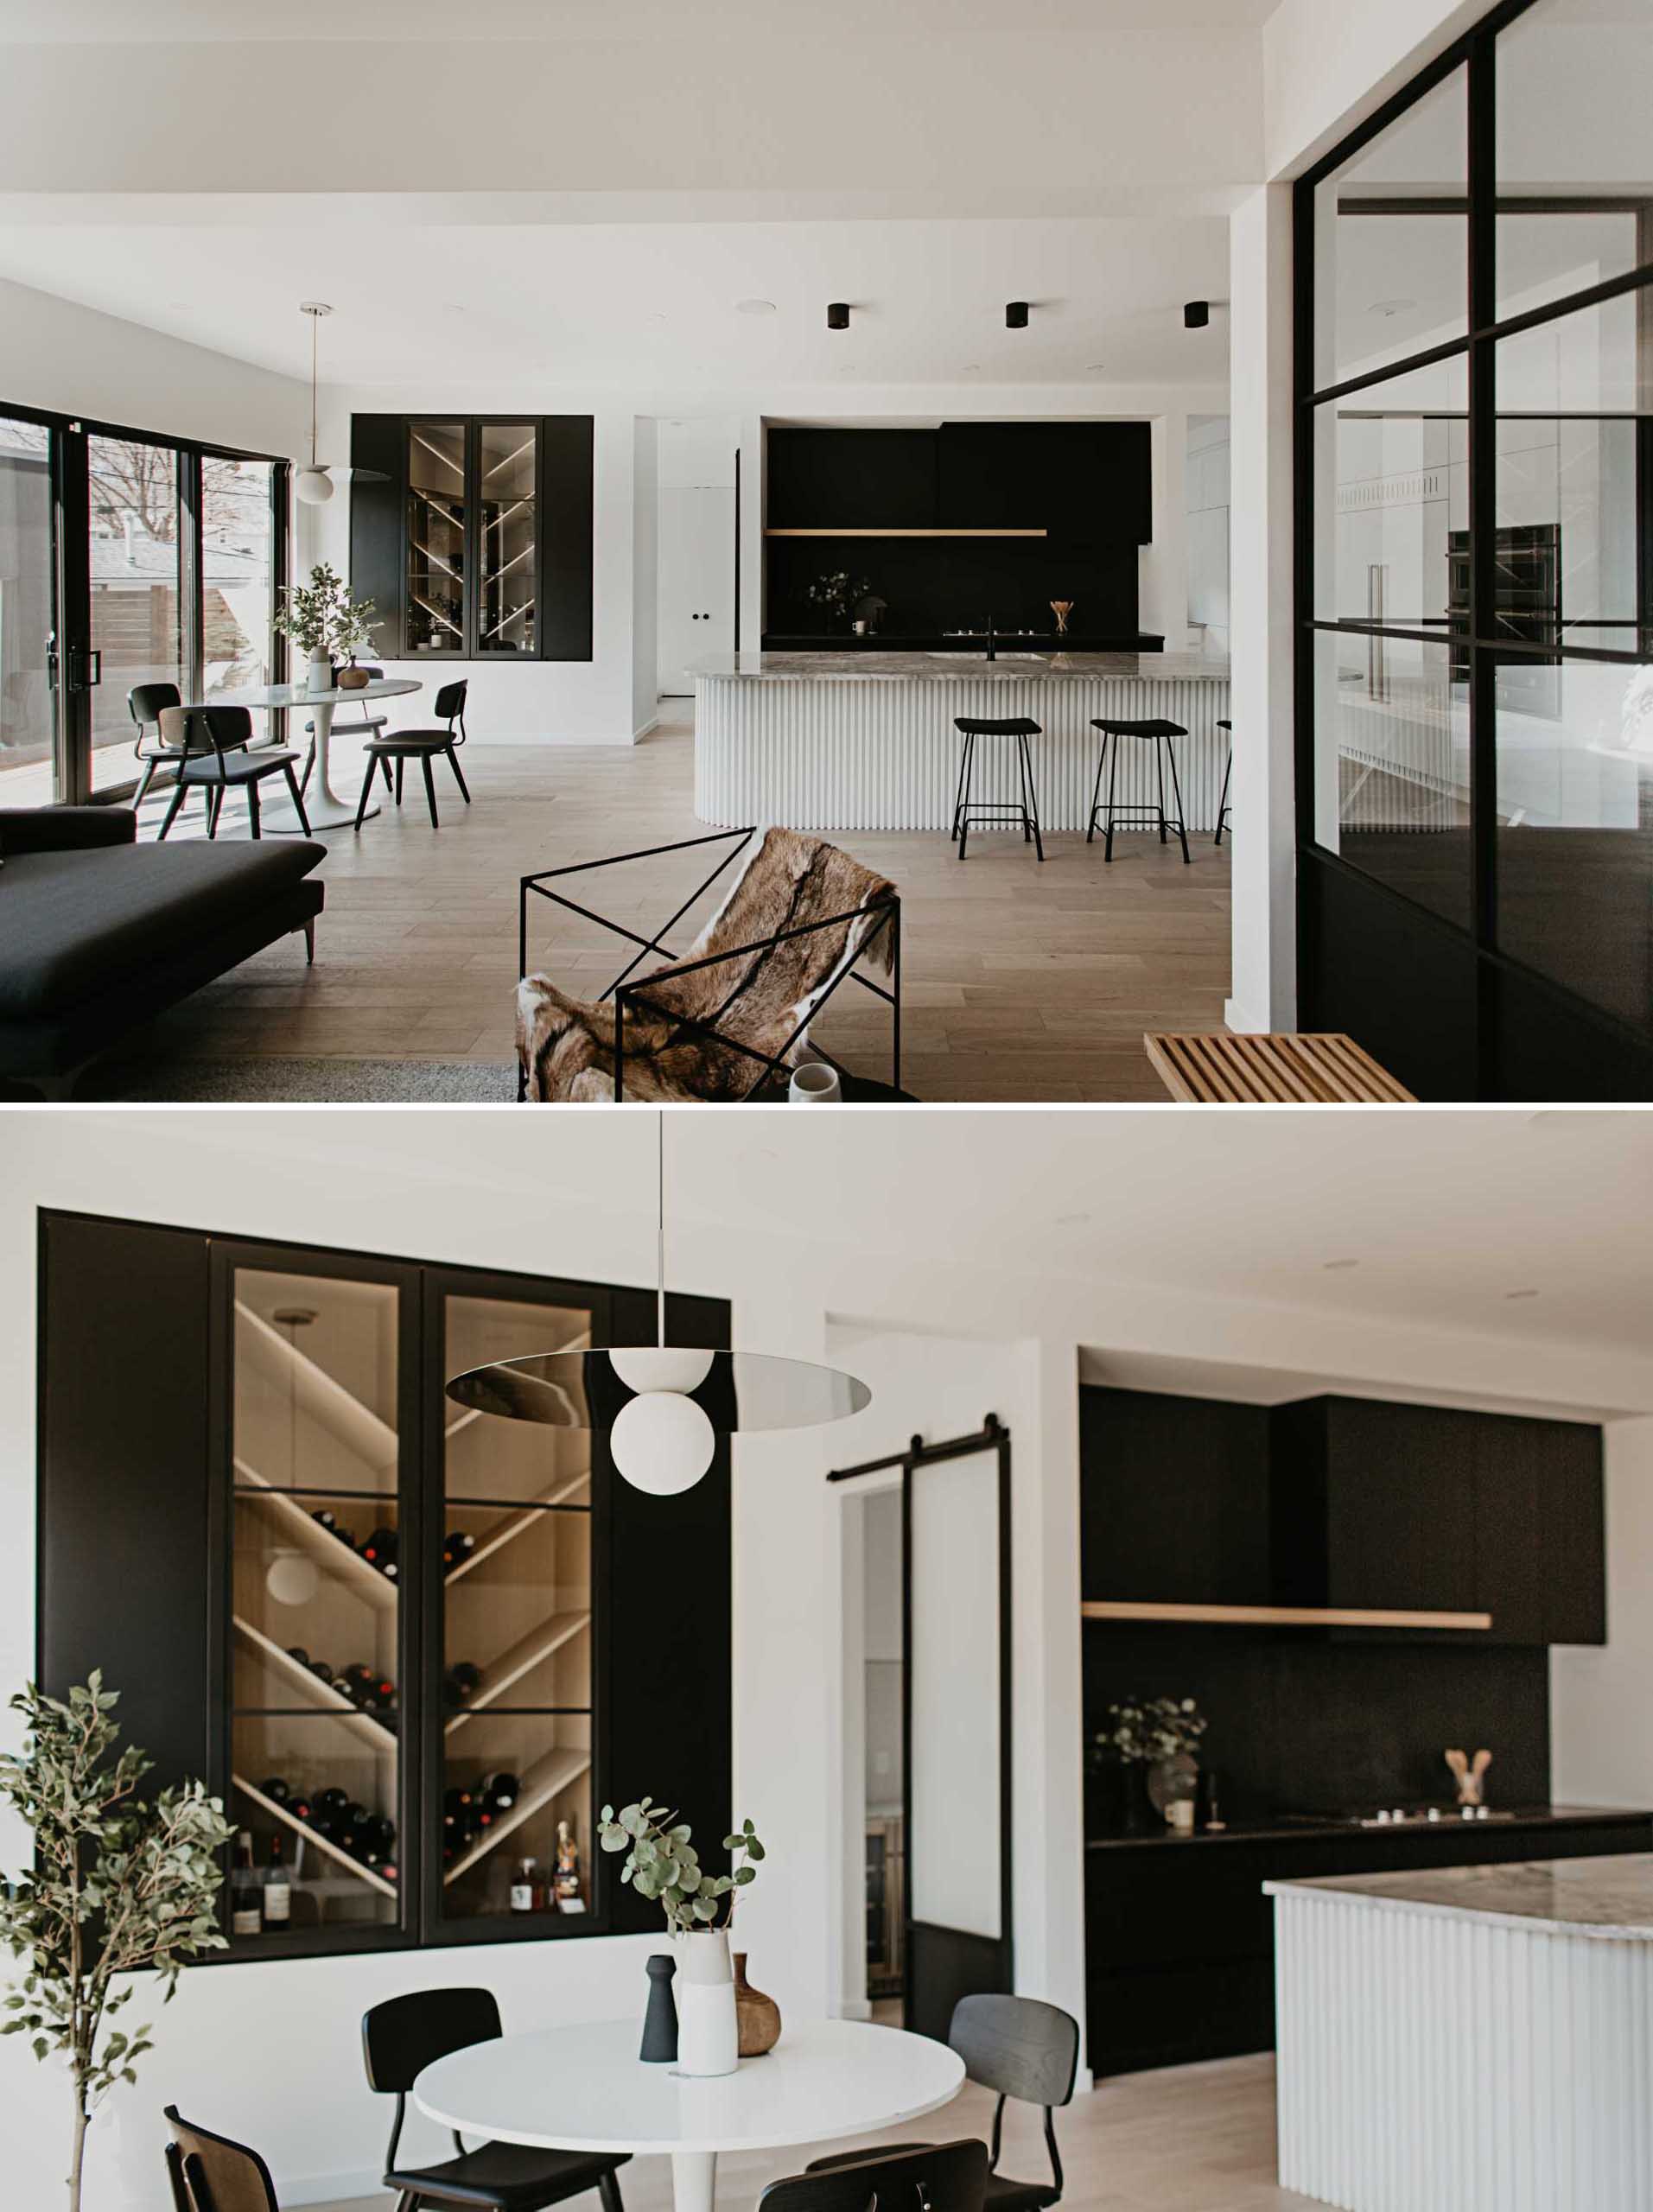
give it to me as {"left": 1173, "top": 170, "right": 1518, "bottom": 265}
{"left": 276, "top": 563, "right": 378, "bottom": 695}
{"left": 804, "top": 571, "right": 874, "bottom": 636}
{"left": 1093, "top": 1695, "right": 1208, "bottom": 1834}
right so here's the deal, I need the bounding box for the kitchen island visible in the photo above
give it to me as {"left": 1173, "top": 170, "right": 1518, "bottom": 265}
{"left": 692, "top": 650, "right": 1231, "bottom": 834}
{"left": 1268, "top": 1853, "right": 1653, "bottom": 2212}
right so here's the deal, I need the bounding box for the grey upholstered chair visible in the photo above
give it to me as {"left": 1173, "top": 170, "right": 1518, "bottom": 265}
{"left": 808, "top": 1996, "right": 1080, "bottom": 2212}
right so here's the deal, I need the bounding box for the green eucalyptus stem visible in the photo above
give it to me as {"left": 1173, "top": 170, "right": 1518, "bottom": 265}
{"left": 598, "top": 1797, "right": 766, "bottom": 1937}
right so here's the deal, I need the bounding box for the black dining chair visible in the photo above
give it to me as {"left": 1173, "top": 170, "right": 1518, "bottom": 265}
{"left": 354, "top": 679, "right": 470, "bottom": 830}
{"left": 128, "top": 681, "right": 183, "bottom": 812}
{"left": 303, "top": 665, "right": 391, "bottom": 798}
{"left": 362, "top": 1986, "right": 632, "bottom": 2212}
{"left": 164, "top": 2105, "right": 282, "bottom": 2212}
{"left": 155, "top": 706, "right": 311, "bottom": 841}
{"left": 766, "top": 2142, "right": 989, "bottom": 2212}
{"left": 807, "top": 1997, "right": 1080, "bottom": 2212}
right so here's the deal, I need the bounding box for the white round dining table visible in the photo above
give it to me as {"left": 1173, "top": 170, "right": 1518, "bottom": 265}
{"left": 414, "top": 2017, "right": 966, "bottom": 2212}
{"left": 203, "top": 677, "right": 422, "bottom": 830}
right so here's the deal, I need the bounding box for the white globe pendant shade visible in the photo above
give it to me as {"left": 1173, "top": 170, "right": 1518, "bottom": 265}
{"left": 608, "top": 1346, "right": 716, "bottom": 1395}
{"left": 296, "top": 466, "right": 335, "bottom": 505}
{"left": 609, "top": 1389, "right": 715, "bottom": 1496}
{"left": 265, "top": 1550, "right": 321, "bottom": 1606}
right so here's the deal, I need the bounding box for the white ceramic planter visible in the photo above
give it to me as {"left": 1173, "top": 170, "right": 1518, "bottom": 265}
{"left": 307, "top": 654, "right": 333, "bottom": 696}
{"left": 672, "top": 1928, "right": 739, "bottom": 2076}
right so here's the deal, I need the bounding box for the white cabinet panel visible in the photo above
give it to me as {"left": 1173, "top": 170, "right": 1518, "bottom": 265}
{"left": 658, "top": 486, "right": 735, "bottom": 696}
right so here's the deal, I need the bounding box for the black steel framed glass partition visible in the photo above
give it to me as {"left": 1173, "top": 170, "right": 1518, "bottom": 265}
{"left": 1295, "top": 0, "right": 1652, "bottom": 1100}
{"left": 0, "top": 399, "right": 288, "bottom": 809}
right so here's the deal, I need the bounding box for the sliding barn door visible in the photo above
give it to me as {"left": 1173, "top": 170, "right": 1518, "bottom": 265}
{"left": 903, "top": 1423, "right": 1013, "bottom": 2041}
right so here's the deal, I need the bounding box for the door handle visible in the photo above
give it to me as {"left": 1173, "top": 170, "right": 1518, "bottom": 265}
{"left": 68, "top": 646, "right": 103, "bottom": 690}
{"left": 46, "top": 631, "right": 60, "bottom": 690}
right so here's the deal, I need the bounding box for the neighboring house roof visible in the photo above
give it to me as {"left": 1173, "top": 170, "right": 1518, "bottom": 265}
{"left": 90, "top": 523, "right": 266, "bottom": 591}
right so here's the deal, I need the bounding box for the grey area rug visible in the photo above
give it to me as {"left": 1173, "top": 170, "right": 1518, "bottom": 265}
{"left": 69, "top": 1057, "right": 519, "bottom": 1104}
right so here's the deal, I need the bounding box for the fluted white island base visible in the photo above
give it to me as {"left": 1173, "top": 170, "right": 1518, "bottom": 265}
{"left": 692, "top": 651, "right": 1231, "bottom": 833}
{"left": 1269, "top": 1858, "right": 1653, "bottom": 2212}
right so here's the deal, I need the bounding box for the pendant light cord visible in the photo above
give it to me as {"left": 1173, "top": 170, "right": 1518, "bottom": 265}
{"left": 657, "top": 1110, "right": 666, "bottom": 1349}
{"left": 310, "top": 312, "right": 320, "bottom": 469}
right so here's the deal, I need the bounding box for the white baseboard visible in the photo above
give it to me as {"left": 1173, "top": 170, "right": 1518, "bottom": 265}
{"left": 1223, "top": 996, "right": 1267, "bottom": 1034}
{"left": 1072, "top": 2065, "right": 1097, "bottom": 2096}
{"left": 633, "top": 715, "right": 659, "bottom": 742}
{"left": 282, "top": 2167, "right": 384, "bottom": 2206}
{"left": 461, "top": 731, "right": 639, "bottom": 747}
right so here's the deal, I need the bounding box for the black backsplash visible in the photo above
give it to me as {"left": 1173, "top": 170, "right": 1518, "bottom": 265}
{"left": 765, "top": 533, "right": 1141, "bottom": 639}
{"left": 1083, "top": 1624, "right": 1550, "bottom": 1828}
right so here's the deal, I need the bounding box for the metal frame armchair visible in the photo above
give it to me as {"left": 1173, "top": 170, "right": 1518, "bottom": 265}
{"left": 517, "top": 825, "right": 902, "bottom": 1102}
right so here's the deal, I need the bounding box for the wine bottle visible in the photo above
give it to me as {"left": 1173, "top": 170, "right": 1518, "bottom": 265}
{"left": 442, "top": 1661, "right": 481, "bottom": 1710}
{"left": 309, "top": 1508, "right": 338, "bottom": 1534}
{"left": 231, "top": 1831, "right": 263, "bottom": 1938}
{"left": 442, "top": 1529, "right": 477, "bottom": 1573}
{"left": 362, "top": 1527, "right": 398, "bottom": 1580}
{"left": 480, "top": 1771, "right": 520, "bottom": 1814}
{"left": 285, "top": 1646, "right": 311, "bottom": 1669}
{"left": 257, "top": 1776, "right": 291, "bottom": 1804}
{"left": 262, "top": 1834, "right": 291, "bottom": 1929}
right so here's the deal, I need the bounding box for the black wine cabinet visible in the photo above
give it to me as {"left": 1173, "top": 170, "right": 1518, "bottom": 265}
{"left": 36, "top": 1210, "right": 732, "bottom": 1964}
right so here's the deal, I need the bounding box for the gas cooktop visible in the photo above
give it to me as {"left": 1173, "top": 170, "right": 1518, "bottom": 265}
{"left": 1304, "top": 1806, "right": 1513, "bottom": 1830}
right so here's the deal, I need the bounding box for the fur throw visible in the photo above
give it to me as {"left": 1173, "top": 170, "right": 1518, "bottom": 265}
{"left": 518, "top": 827, "right": 897, "bottom": 1102}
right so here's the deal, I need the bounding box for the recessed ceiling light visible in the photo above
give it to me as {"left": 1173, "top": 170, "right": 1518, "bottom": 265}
{"left": 1052, "top": 1211, "right": 1092, "bottom": 1229}
{"left": 1322, "top": 1258, "right": 1360, "bottom": 1271}
{"left": 1504, "top": 1287, "right": 1540, "bottom": 1300}
{"left": 1084, "top": 362, "right": 1107, "bottom": 372}
{"left": 962, "top": 363, "right": 982, "bottom": 373}
{"left": 736, "top": 299, "right": 777, "bottom": 316}
{"left": 1369, "top": 298, "right": 1416, "bottom": 318}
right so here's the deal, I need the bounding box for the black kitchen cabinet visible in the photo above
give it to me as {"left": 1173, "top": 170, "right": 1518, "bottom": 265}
{"left": 1080, "top": 1388, "right": 1272, "bottom": 1606}
{"left": 1472, "top": 1408, "right": 1605, "bottom": 1645}
{"left": 1084, "top": 1810, "right": 1652, "bottom": 2075}
{"left": 936, "top": 422, "right": 1152, "bottom": 542}
{"left": 766, "top": 429, "right": 938, "bottom": 530}
{"left": 36, "top": 1209, "right": 731, "bottom": 1964}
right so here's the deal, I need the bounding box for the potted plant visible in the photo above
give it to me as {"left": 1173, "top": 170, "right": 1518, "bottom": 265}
{"left": 599, "top": 1797, "right": 765, "bottom": 2075}
{"left": 330, "top": 593, "right": 379, "bottom": 690}
{"left": 1094, "top": 1695, "right": 1208, "bottom": 1832}
{"left": 275, "top": 562, "right": 378, "bottom": 696}
{"left": 0, "top": 1673, "right": 233, "bottom": 2212}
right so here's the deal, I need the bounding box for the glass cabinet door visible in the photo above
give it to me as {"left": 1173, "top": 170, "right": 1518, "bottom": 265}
{"left": 436, "top": 1285, "right": 598, "bottom": 1931}
{"left": 226, "top": 1264, "right": 408, "bottom": 1948}
{"left": 406, "top": 423, "right": 467, "bottom": 654}
{"left": 477, "top": 423, "right": 537, "bottom": 656}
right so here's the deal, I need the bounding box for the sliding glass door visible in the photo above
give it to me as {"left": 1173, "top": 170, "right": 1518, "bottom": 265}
{"left": 0, "top": 416, "right": 57, "bottom": 806}
{"left": 0, "top": 402, "right": 287, "bottom": 807}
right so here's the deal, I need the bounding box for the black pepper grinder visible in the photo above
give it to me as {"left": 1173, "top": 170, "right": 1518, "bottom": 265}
{"left": 639, "top": 1951, "right": 678, "bottom": 2063}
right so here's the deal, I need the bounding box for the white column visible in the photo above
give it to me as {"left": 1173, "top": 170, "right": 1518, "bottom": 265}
{"left": 1141, "top": 408, "right": 1191, "bottom": 651}
{"left": 1226, "top": 182, "right": 1299, "bottom": 1035}
{"left": 738, "top": 414, "right": 766, "bottom": 653}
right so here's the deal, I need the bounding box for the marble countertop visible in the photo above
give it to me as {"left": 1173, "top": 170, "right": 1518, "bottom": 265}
{"left": 1266, "top": 1852, "right": 1653, "bottom": 1941}
{"left": 691, "top": 650, "right": 1231, "bottom": 683}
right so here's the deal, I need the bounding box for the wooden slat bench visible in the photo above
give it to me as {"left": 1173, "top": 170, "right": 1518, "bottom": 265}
{"left": 1143, "top": 1030, "right": 1416, "bottom": 1103}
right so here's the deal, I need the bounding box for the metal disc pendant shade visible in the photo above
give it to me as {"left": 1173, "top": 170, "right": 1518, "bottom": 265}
{"left": 444, "top": 1116, "right": 870, "bottom": 1493}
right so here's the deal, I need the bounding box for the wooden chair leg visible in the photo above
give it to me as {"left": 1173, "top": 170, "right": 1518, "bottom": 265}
{"left": 157, "top": 780, "right": 188, "bottom": 840}
{"left": 132, "top": 760, "right": 156, "bottom": 811}
{"left": 597, "top": 2171, "right": 626, "bottom": 2212}
{"left": 302, "top": 918, "right": 316, "bottom": 964}
{"left": 353, "top": 756, "right": 378, "bottom": 831}
{"left": 300, "top": 739, "right": 315, "bottom": 798}
{"left": 246, "top": 778, "right": 262, "bottom": 839}
{"left": 283, "top": 761, "right": 313, "bottom": 837}
{"left": 446, "top": 746, "right": 471, "bottom": 803}
{"left": 421, "top": 753, "right": 440, "bottom": 828}
{"left": 395, "top": 757, "right": 404, "bottom": 806}
{"left": 379, "top": 754, "right": 394, "bottom": 791}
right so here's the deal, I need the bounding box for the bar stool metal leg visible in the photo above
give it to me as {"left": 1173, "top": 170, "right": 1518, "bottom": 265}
{"left": 952, "top": 730, "right": 972, "bottom": 844}
{"left": 1018, "top": 733, "right": 1045, "bottom": 862}
{"left": 957, "top": 731, "right": 975, "bottom": 860}
{"left": 1163, "top": 733, "right": 1192, "bottom": 864}
{"left": 1103, "top": 730, "right": 1121, "bottom": 862}
{"left": 1154, "top": 736, "right": 1168, "bottom": 843}
{"left": 1215, "top": 744, "right": 1232, "bottom": 845}
{"left": 1086, "top": 732, "right": 1108, "bottom": 844}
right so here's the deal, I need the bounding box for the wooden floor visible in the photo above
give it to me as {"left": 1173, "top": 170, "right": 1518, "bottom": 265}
{"left": 308, "top": 2052, "right": 1313, "bottom": 2212}
{"left": 115, "top": 709, "right": 1232, "bottom": 1103}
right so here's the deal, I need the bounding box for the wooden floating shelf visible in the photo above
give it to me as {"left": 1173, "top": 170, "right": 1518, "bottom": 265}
{"left": 445, "top": 1611, "right": 590, "bottom": 1737}
{"left": 443, "top": 1745, "right": 592, "bottom": 1885}
{"left": 446, "top": 1467, "right": 592, "bottom": 1587}
{"left": 764, "top": 527, "right": 1047, "bottom": 538}
{"left": 233, "top": 1457, "right": 398, "bottom": 1616}
{"left": 1082, "top": 1600, "right": 1494, "bottom": 1631}
{"left": 233, "top": 1773, "right": 397, "bottom": 1898}
{"left": 234, "top": 1300, "right": 398, "bottom": 1474}
{"left": 232, "top": 1617, "right": 398, "bottom": 1749}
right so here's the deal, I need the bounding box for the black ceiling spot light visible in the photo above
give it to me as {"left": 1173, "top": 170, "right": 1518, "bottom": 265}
{"left": 1006, "top": 301, "right": 1030, "bottom": 329}
{"left": 827, "top": 302, "right": 851, "bottom": 330}
{"left": 1184, "top": 301, "right": 1211, "bottom": 329}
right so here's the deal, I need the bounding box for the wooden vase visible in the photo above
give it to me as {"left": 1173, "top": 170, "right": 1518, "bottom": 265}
{"left": 734, "top": 1951, "right": 781, "bottom": 2056}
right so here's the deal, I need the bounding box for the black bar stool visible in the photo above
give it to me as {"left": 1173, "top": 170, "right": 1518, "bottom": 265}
{"left": 952, "top": 715, "right": 1044, "bottom": 861}
{"left": 1086, "top": 717, "right": 1190, "bottom": 864}
{"left": 1215, "top": 718, "right": 1232, "bottom": 845}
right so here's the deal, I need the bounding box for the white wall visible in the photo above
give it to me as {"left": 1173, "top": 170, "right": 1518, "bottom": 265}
{"left": 1552, "top": 1419, "right": 1653, "bottom": 1807}
{"left": 1186, "top": 414, "right": 1230, "bottom": 658}
{"left": 0, "top": 276, "right": 310, "bottom": 464}
{"left": 632, "top": 416, "right": 659, "bottom": 736}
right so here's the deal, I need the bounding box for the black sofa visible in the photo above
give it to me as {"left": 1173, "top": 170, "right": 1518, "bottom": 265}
{"left": 0, "top": 806, "right": 325, "bottom": 1096}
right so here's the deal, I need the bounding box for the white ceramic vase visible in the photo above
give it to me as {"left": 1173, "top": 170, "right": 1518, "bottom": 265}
{"left": 307, "top": 653, "right": 333, "bottom": 696}
{"left": 672, "top": 1928, "right": 739, "bottom": 2075}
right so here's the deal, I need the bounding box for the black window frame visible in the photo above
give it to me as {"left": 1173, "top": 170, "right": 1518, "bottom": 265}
{"left": 0, "top": 397, "right": 289, "bottom": 805}
{"left": 1293, "top": 0, "right": 1653, "bottom": 1093}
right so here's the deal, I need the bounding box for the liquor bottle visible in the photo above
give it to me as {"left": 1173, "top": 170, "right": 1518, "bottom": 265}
{"left": 362, "top": 1527, "right": 398, "bottom": 1580}
{"left": 554, "top": 1817, "right": 582, "bottom": 1907}
{"left": 510, "top": 1856, "right": 540, "bottom": 1913}
{"left": 262, "top": 1834, "right": 291, "bottom": 1929}
{"left": 231, "top": 1831, "right": 263, "bottom": 1938}
{"left": 480, "top": 1771, "right": 520, "bottom": 1814}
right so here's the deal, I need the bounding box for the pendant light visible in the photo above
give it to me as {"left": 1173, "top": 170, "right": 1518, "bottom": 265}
{"left": 293, "top": 303, "right": 390, "bottom": 505}
{"left": 445, "top": 1116, "right": 872, "bottom": 1494}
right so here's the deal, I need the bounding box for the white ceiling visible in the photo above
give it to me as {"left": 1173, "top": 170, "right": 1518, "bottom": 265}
{"left": 0, "top": 215, "right": 1231, "bottom": 390}
{"left": 168, "top": 1108, "right": 1653, "bottom": 1366}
